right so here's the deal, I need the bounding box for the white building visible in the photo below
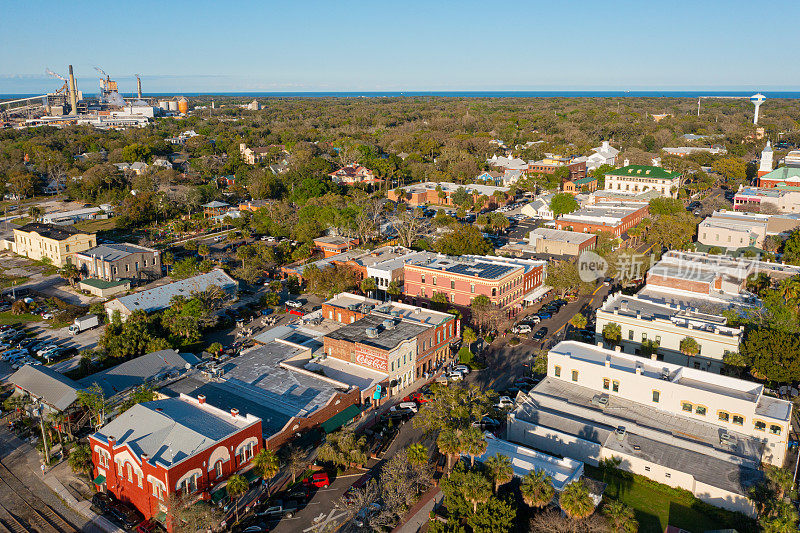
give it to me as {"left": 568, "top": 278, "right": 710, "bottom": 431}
{"left": 603, "top": 165, "right": 681, "bottom": 198}
{"left": 507, "top": 341, "right": 792, "bottom": 517}
{"left": 698, "top": 211, "right": 770, "bottom": 250}
{"left": 585, "top": 141, "right": 619, "bottom": 170}
{"left": 520, "top": 194, "right": 555, "bottom": 220}
{"left": 595, "top": 292, "right": 742, "bottom": 373}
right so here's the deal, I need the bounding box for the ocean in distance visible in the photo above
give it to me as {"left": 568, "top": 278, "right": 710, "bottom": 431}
{"left": 3, "top": 90, "right": 800, "bottom": 99}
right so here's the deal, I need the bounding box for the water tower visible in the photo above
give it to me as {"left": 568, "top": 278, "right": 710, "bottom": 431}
{"left": 750, "top": 93, "right": 766, "bottom": 124}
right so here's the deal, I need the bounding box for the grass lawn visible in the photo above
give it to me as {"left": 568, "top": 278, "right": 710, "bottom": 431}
{"left": 585, "top": 465, "right": 757, "bottom": 533}
{"left": 0, "top": 311, "right": 43, "bottom": 325}
{"left": 73, "top": 218, "right": 118, "bottom": 233}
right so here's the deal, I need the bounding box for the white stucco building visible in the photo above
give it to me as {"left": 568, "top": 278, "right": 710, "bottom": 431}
{"left": 507, "top": 341, "right": 792, "bottom": 517}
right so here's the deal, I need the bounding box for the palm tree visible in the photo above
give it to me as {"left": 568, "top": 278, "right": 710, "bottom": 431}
{"left": 461, "top": 471, "right": 492, "bottom": 513}
{"left": 766, "top": 465, "right": 794, "bottom": 500}
{"left": 520, "top": 469, "right": 554, "bottom": 508}
{"left": 603, "top": 500, "right": 638, "bottom": 533}
{"left": 46, "top": 411, "right": 64, "bottom": 449}
{"left": 59, "top": 263, "right": 80, "bottom": 288}
{"left": 462, "top": 327, "right": 477, "bottom": 349}
{"left": 437, "top": 428, "right": 461, "bottom": 471}
{"left": 406, "top": 443, "right": 428, "bottom": 467}
{"left": 559, "top": 480, "right": 595, "bottom": 520}
{"left": 569, "top": 313, "right": 587, "bottom": 333}
{"left": 252, "top": 448, "right": 280, "bottom": 496}
{"left": 679, "top": 336, "right": 700, "bottom": 366}
{"left": 360, "top": 277, "right": 377, "bottom": 298}
{"left": 198, "top": 244, "right": 210, "bottom": 260}
{"left": 68, "top": 444, "right": 93, "bottom": 477}
{"left": 461, "top": 426, "right": 487, "bottom": 467}
{"left": 602, "top": 322, "right": 622, "bottom": 346}
{"left": 387, "top": 280, "right": 401, "bottom": 301}
{"left": 163, "top": 251, "right": 175, "bottom": 275}
{"left": 484, "top": 454, "right": 513, "bottom": 493}
{"left": 226, "top": 474, "right": 248, "bottom": 524}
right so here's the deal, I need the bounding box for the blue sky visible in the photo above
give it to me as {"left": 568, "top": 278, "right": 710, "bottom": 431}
{"left": 1, "top": 0, "right": 798, "bottom": 93}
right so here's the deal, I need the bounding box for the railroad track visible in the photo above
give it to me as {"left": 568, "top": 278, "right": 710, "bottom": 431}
{"left": 0, "top": 501, "right": 33, "bottom": 533}
{"left": 0, "top": 460, "right": 77, "bottom": 533}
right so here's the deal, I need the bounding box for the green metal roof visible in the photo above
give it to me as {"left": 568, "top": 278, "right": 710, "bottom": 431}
{"left": 321, "top": 404, "right": 362, "bottom": 434}
{"left": 607, "top": 165, "right": 681, "bottom": 180}
{"left": 574, "top": 176, "right": 597, "bottom": 185}
{"left": 761, "top": 166, "right": 800, "bottom": 182}
{"left": 210, "top": 487, "right": 229, "bottom": 503}
{"left": 93, "top": 474, "right": 106, "bottom": 485}
{"left": 80, "top": 278, "right": 129, "bottom": 289}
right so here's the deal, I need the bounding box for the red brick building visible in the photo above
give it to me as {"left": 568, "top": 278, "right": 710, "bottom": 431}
{"left": 313, "top": 236, "right": 360, "bottom": 258}
{"left": 403, "top": 254, "right": 546, "bottom": 312}
{"left": 555, "top": 203, "right": 649, "bottom": 237}
{"left": 329, "top": 164, "right": 382, "bottom": 185}
{"left": 388, "top": 182, "right": 511, "bottom": 208}
{"left": 89, "top": 395, "right": 262, "bottom": 530}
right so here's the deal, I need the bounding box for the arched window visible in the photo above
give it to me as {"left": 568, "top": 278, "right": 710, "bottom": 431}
{"left": 214, "top": 461, "right": 223, "bottom": 478}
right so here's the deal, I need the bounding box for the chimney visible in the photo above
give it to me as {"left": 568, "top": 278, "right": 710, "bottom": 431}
{"left": 107, "top": 436, "right": 116, "bottom": 447}
{"left": 605, "top": 356, "right": 611, "bottom": 367}
{"left": 141, "top": 453, "right": 148, "bottom": 463}
{"left": 197, "top": 395, "right": 206, "bottom": 404}
{"left": 231, "top": 408, "right": 239, "bottom": 418}
{"left": 602, "top": 141, "right": 609, "bottom": 151}
{"left": 635, "top": 364, "right": 642, "bottom": 375}
{"left": 68, "top": 65, "right": 78, "bottom": 116}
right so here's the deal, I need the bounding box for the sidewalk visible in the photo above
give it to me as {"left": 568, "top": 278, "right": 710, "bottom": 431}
{"left": 391, "top": 487, "right": 442, "bottom": 533}
{"left": 40, "top": 469, "right": 125, "bottom": 533}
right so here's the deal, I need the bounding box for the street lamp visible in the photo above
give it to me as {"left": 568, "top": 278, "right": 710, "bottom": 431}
{"left": 34, "top": 399, "right": 50, "bottom": 465}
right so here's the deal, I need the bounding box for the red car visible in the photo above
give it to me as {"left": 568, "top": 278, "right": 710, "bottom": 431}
{"left": 403, "top": 392, "right": 430, "bottom": 404}
{"left": 303, "top": 472, "right": 330, "bottom": 488}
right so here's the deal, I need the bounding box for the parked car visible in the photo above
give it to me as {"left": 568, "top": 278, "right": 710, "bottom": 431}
{"left": 532, "top": 327, "right": 548, "bottom": 340}
{"left": 285, "top": 300, "right": 303, "bottom": 309}
{"left": 392, "top": 402, "right": 418, "bottom": 413}
{"left": 256, "top": 499, "right": 299, "bottom": 519}
{"left": 495, "top": 396, "right": 515, "bottom": 409}
{"left": 446, "top": 371, "right": 464, "bottom": 381}
{"left": 91, "top": 493, "right": 114, "bottom": 515}
{"left": 136, "top": 519, "right": 165, "bottom": 533}
{"left": 512, "top": 324, "right": 532, "bottom": 334}
{"left": 536, "top": 312, "right": 552, "bottom": 320}
{"left": 303, "top": 472, "right": 330, "bottom": 489}
{"left": 471, "top": 416, "right": 501, "bottom": 430}
{"left": 452, "top": 365, "right": 471, "bottom": 374}
{"left": 109, "top": 501, "right": 144, "bottom": 529}
{"left": 354, "top": 502, "right": 382, "bottom": 527}
{"left": 522, "top": 315, "right": 541, "bottom": 325}
{"left": 404, "top": 392, "right": 430, "bottom": 404}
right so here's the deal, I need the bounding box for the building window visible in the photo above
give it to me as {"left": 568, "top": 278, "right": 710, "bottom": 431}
{"left": 127, "top": 464, "right": 133, "bottom": 482}
{"left": 652, "top": 390, "right": 660, "bottom": 403}
{"left": 571, "top": 370, "right": 578, "bottom": 382}
{"left": 655, "top": 335, "right": 661, "bottom": 343}
{"left": 470, "top": 284, "right": 475, "bottom": 293}
{"left": 65, "top": 245, "right": 70, "bottom": 252}
{"left": 695, "top": 405, "right": 706, "bottom": 416}
{"left": 628, "top": 330, "right": 634, "bottom": 340}
{"left": 215, "top": 460, "right": 223, "bottom": 478}
{"left": 732, "top": 415, "right": 744, "bottom": 426}
{"left": 770, "top": 425, "right": 782, "bottom": 435}
{"left": 612, "top": 380, "right": 619, "bottom": 393}
{"left": 492, "top": 288, "right": 497, "bottom": 297}
{"left": 432, "top": 276, "right": 437, "bottom": 286}
{"left": 644, "top": 466, "right": 650, "bottom": 472}
{"left": 754, "top": 421, "right": 766, "bottom": 431}
{"left": 450, "top": 280, "right": 455, "bottom": 289}
{"left": 125, "top": 264, "right": 129, "bottom": 272}
{"left": 718, "top": 411, "right": 730, "bottom": 422}
{"left": 554, "top": 365, "right": 561, "bottom": 377}
{"left": 603, "top": 378, "right": 610, "bottom": 390}
{"left": 421, "top": 275, "right": 425, "bottom": 284}
{"left": 681, "top": 402, "right": 692, "bottom": 412}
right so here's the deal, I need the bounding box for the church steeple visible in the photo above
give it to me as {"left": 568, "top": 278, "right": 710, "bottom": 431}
{"left": 758, "top": 141, "right": 773, "bottom": 178}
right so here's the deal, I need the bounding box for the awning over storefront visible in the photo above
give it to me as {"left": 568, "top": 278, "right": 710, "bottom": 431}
{"left": 210, "top": 487, "right": 228, "bottom": 504}
{"left": 244, "top": 468, "right": 259, "bottom": 484}
{"left": 154, "top": 511, "right": 167, "bottom": 524}
{"left": 321, "top": 404, "right": 362, "bottom": 434}
{"left": 523, "top": 285, "right": 552, "bottom": 303}
{"left": 93, "top": 474, "right": 106, "bottom": 485}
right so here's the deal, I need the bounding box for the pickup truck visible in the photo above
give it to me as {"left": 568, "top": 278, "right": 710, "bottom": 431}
{"left": 255, "top": 499, "right": 299, "bottom": 519}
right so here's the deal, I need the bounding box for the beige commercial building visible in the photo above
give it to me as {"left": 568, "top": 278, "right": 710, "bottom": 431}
{"left": 603, "top": 164, "right": 681, "bottom": 198}
{"left": 595, "top": 292, "right": 742, "bottom": 373}
{"left": 527, "top": 228, "right": 597, "bottom": 257}
{"left": 13, "top": 223, "right": 97, "bottom": 267}
{"left": 74, "top": 243, "right": 162, "bottom": 282}
{"left": 507, "top": 341, "right": 792, "bottom": 517}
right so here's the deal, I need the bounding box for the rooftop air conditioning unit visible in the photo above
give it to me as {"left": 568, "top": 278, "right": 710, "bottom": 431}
{"left": 720, "top": 432, "right": 733, "bottom": 444}
{"left": 615, "top": 426, "right": 626, "bottom": 441}
{"left": 365, "top": 327, "right": 379, "bottom": 338}
{"left": 383, "top": 319, "right": 396, "bottom": 330}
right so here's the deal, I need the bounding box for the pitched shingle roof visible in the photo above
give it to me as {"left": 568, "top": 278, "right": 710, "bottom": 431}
{"left": 78, "top": 349, "right": 199, "bottom": 397}
{"left": 9, "top": 364, "right": 80, "bottom": 411}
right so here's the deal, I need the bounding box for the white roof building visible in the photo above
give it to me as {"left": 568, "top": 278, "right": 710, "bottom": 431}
{"left": 586, "top": 141, "right": 619, "bottom": 170}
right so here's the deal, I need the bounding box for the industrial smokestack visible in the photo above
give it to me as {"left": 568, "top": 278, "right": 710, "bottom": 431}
{"left": 68, "top": 65, "right": 78, "bottom": 116}
{"left": 136, "top": 75, "right": 142, "bottom": 99}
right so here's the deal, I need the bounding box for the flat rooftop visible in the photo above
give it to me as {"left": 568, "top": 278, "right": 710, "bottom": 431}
{"left": 160, "top": 341, "right": 350, "bottom": 437}
{"left": 549, "top": 341, "right": 770, "bottom": 406}
{"left": 400, "top": 181, "right": 510, "bottom": 195}
{"left": 515, "top": 378, "right": 765, "bottom": 496}
{"left": 326, "top": 314, "right": 429, "bottom": 351}
{"left": 408, "top": 255, "right": 518, "bottom": 280}
{"left": 530, "top": 228, "right": 597, "bottom": 244}
{"left": 474, "top": 433, "right": 583, "bottom": 491}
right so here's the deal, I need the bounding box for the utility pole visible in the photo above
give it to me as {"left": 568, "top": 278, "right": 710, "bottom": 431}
{"left": 37, "top": 402, "right": 50, "bottom": 465}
